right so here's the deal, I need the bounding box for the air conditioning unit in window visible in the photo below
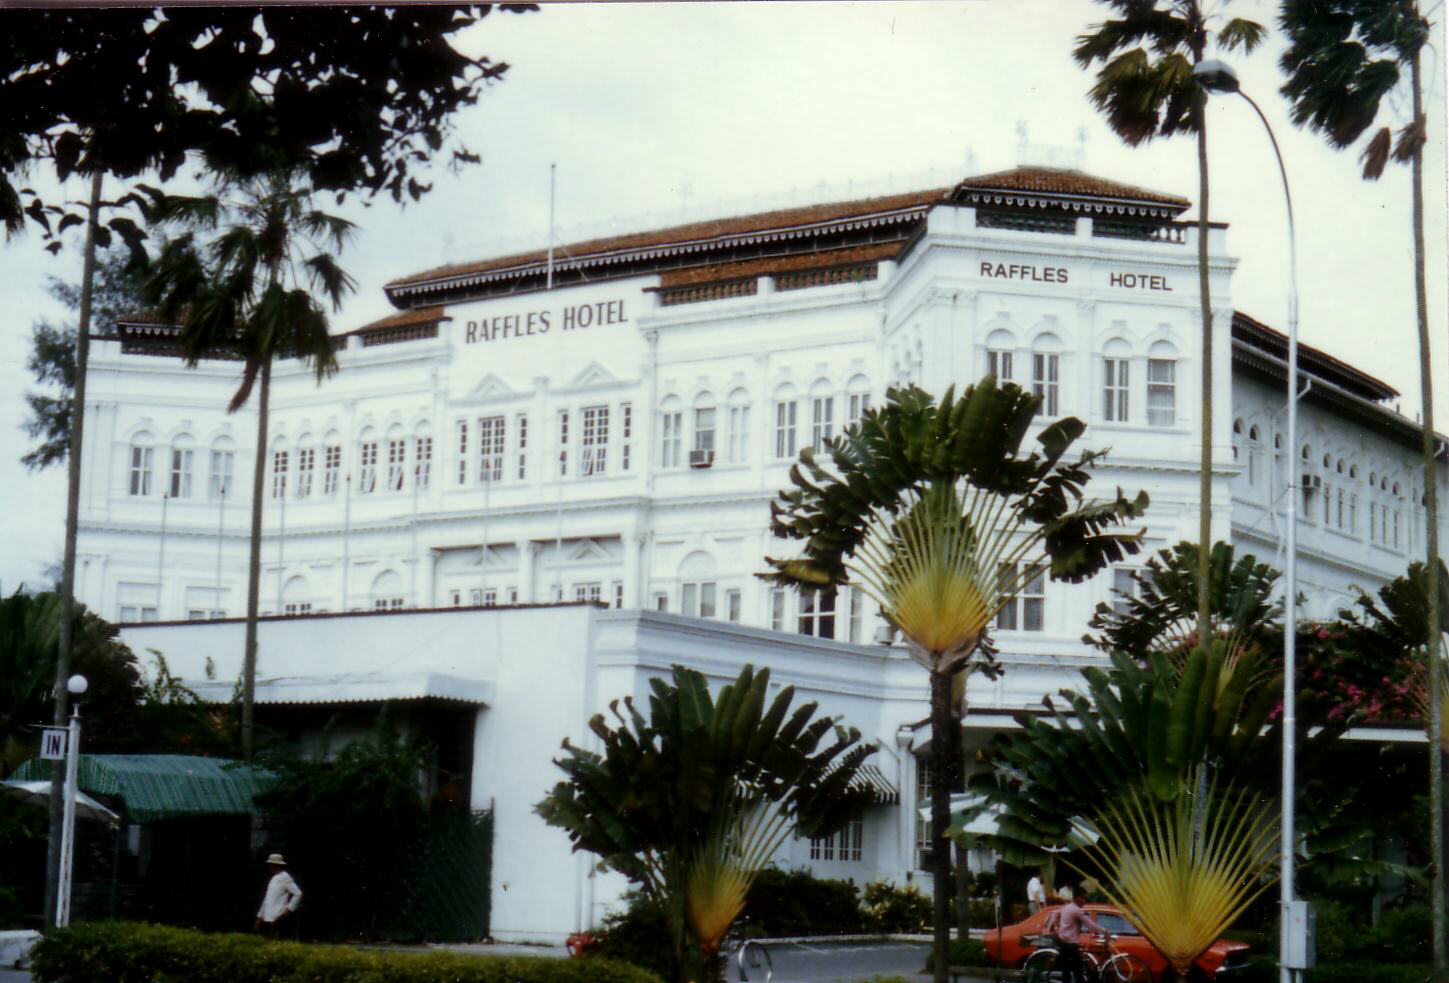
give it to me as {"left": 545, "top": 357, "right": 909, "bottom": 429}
{"left": 688, "top": 450, "right": 715, "bottom": 469}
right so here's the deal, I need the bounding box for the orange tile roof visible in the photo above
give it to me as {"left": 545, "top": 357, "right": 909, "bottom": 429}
{"left": 955, "top": 166, "right": 1190, "bottom": 209}
{"left": 654, "top": 242, "right": 903, "bottom": 289}
{"left": 349, "top": 305, "right": 452, "bottom": 334}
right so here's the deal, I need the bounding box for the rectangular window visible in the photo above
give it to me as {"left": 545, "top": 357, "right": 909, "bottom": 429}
{"left": 1336, "top": 488, "right": 1344, "bottom": 529}
{"left": 1032, "top": 353, "right": 1059, "bottom": 416}
{"left": 295, "top": 448, "right": 314, "bottom": 499}
{"left": 682, "top": 581, "right": 717, "bottom": 618}
{"left": 811, "top": 397, "right": 834, "bottom": 452}
{"left": 573, "top": 583, "right": 602, "bottom": 603}
{"left": 323, "top": 445, "right": 341, "bottom": 496}
{"left": 694, "top": 406, "right": 716, "bottom": 454}
{"left": 847, "top": 392, "right": 871, "bottom": 428}
{"left": 612, "top": 582, "right": 624, "bottom": 609}
{"left": 170, "top": 448, "right": 193, "bottom": 499}
{"left": 620, "top": 404, "right": 632, "bottom": 472}
{"left": 915, "top": 761, "right": 933, "bottom": 870}
{"left": 775, "top": 401, "right": 798, "bottom": 459}
{"left": 816, "top": 818, "right": 865, "bottom": 862}
{"left": 848, "top": 588, "right": 863, "bottom": 644}
{"left": 1021, "top": 565, "right": 1046, "bottom": 631}
{"left": 582, "top": 405, "right": 609, "bottom": 476}
{"left": 415, "top": 437, "right": 432, "bottom": 491}
{"left": 1111, "top": 567, "right": 1137, "bottom": 616}
{"left": 1350, "top": 494, "right": 1358, "bottom": 534}
{"left": 387, "top": 439, "right": 407, "bottom": 491}
{"left": 994, "top": 562, "right": 1018, "bottom": 631}
{"left": 271, "top": 450, "right": 288, "bottom": 500}
{"left": 798, "top": 589, "right": 836, "bottom": 638}
{"left": 654, "top": 592, "right": 669, "bottom": 612}
{"left": 484, "top": 588, "right": 498, "bottom": 607}
{"left": 987, "top": 349, "right": 1013, "bottom": 382}
{"left": 1147, "top": 358, "right": 1176, "bottom": 427}
{"left": 450, "top": 590, "right": 462, "bottom": 607}
{"left": 470, "top": 589, "right": 483, "bottom": 606}
{"left": 1103, "top": 358, "right": 1129, "bottom": 422}
{"left": 359, "top": 441, "right": 377, "bottom": 494}
{"left": 129, "top": 446, "right": 153, "bottom": 496}
{"left": 1323, "top": 483, "right": 1332, "bottom": 524}
{"left": 810, "top": 832, "right": 834, "bottom": 862}
{"left": 479, "top": 415, "right": 505, "bottom": 483}
{"left": 770, "top": 586, "right": 787, "bottom": 631}
{"left": 558, "top": 411, "right": 569, "bottom": 476}
{"left": 516, "top": 414, "right": 528, "bottom": 480}
{"left": 726, "top": 588, "right": 741, "bottom": 623}
{"left": 728, "top": 404, "right": 750, "bottom": 463}
{"left": 283, "top": 602, "right": 312, "bottom": 616}
{"left": 509, "top": 586, "right": 519, "bottom": 604}
{"left": 660, "top": 411, "right": 682, "bottom": 469}
{"left": 209, "top": 449, "right": 234, "bottom": 500}
{"left": 457, "top": 420, "right": 469, "bottom": 486}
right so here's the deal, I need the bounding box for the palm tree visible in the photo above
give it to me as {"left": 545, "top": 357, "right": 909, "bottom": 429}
{"left": 764, "top": 380, "right": 1148, "bottom": 983}
{"left": 537, "top": 664, "right": 874, "bottom": 983}
{"left": 1074, "top": 1, "right": 1265, "bottom": 651}
{"left": 1277, "top": 1, "right": 1443, "bottom": 961}
{"left": 142, "top": 167, "right": 356, "bottom": 758}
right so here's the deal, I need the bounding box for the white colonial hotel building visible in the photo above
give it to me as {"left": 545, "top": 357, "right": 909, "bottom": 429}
{"left": 90, "top": 166, "right": 1438, "bottom": 941}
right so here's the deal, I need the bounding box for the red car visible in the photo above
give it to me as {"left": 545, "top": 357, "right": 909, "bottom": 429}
{"left": 982, "top": 903, "right": 1251, "bottom": 978}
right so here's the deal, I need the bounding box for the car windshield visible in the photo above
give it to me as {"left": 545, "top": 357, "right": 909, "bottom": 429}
{"left": 1094, "top": 913, "right": 1138, "bottom": 935}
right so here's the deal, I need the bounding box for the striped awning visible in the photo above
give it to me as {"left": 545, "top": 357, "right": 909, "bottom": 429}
{"left": 186, "top": 672, "right": 493, "bottom": 707}
{"left": 825, "top": 761, "right": 899, "bottom": 804}
{"left": 11, "top": 755, "right": 274, "bottom": 824}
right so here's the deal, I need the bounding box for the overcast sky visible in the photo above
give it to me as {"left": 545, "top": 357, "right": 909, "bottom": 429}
{"left": 2, "top": 0, "right": 1446, "bottom": 593}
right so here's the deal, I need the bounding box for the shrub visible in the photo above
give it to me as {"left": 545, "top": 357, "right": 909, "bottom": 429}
{"left": 1370, "top": 905, "right": 1432, "bottom": 963}
{"left": 587, "top": 894, "right": 675, "bottom": 981}
{"left": 859, "top": 880, "right": 930, "bottom": 933}
{"left": 31, "top": 921, "right": 665, "bottom": 983}
{"left": 1305, "top": 963, "right": 1446, "bottom": 983}
{"left": 744, "top": 868, "right": 862, "bottom": 937}
{"left": 924, "top": 937, "right": 991, "bottom": 970}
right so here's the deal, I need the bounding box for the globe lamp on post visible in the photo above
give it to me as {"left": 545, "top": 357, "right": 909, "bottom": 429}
{"left": 56, "top": 673, "right": 88, "bottom": 928}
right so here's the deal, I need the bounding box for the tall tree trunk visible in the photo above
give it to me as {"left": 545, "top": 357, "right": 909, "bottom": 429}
{"left": 930, "top": 666, "right": 955, "bottom": 983}
{"left": 955, "top": 840, "right": 971, "bottom": 941}
{"left": 44, "top": 169, "right": 103, "bottom": 926}
{"left": 241, "top": 358, "right": 271, "bottom": 758}
{"left": 1195, "top": 103, "right": 1214, "bottom": 646}
{"left": 1410, "top": 47, "right": 1447, "bottom": 971}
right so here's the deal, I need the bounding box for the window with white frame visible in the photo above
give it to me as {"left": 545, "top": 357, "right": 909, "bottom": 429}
{"left": 620, "top": 404, "right": 632, "bottom": 471}
{"left": 387, "top": 438, "right": 407, "bottom": 491}
{"left": 129, "top": 441, "right": 154, "bottom": 496}
{"left": 915, "top": 760, "right": 933, "bottom": 869}
{"left": 283, "top": 602, "right": 312, "bottom": 616}
{"left": 1147, "top": 351, "right": 1176, "bottom": 426}
{"left": 456, "top": 420, "right": 469, "bottom": 486}
{"left": 811, "top": 817, "right": 864, "bottom": 862}
{"left": 119, "top": 605, "right": 159, "bottom": 623}
{"left": 770, "top": 586, "right": 787, "bottom": 631}
{"left": 987, "top": 347, "right": 1014, "bottom": 382}
{"left": 295, "top": 447, "right": 314, "bottom": 498}
{"left": 811, "top": 395, "right": 834, "bottom": 452}
{"left": 1247, "top": 426, "right": 1261, "bottom": 486}
{"left": 1111, "top": 567, "right": 1138, "bottom": 616}
{"left": 170, "top": 447, "right": 193, "bottom": 499}
{"left": 848, "top": 588, "right": 864, "bottom": 643}
{"left": 558, "top": 411, "right": 570, "bottom": 476}
{"left": 1032, "top": 351, "right": 1059, "bottom": 415}
{"left": 726, "top": 588, "right": 741, "bottom": 622}
{"left": 271, "top": 449, "right": 289, "bottom": 499}
{"left": 693, "top": 405, "right": 716, "bottom": 456}
{"left": 575, "top": 582, "right": 602, "bottom": 603}
{"left": 415, "top": 437, "right": 432, "bottom": 490}
{"left": 798, "top": 589, "right": 836, "bottom": 638}
{"left": 847, "top": 391, "right": 871, "bottom": 429}
{"left": 323, "top": 444, "right": 341, "bottom": 496}
{"left": 516, "top": 414, "right": 528, "bottom": 480}
{"left": 775, "top": 399, "right": 798, "bottom": 459}
{"left": 582, "top": 405, "right": 609, "bottom": 476}
{"left": 209, "top": 447, "right": 234, "bottom": 500}
{"left": 1103, "top": 357, "right": 1129, "bottom": 421}
{"left": 612, "top": 582, "right": 624, "bottom": 609}
{"left": 660, "top": 408, "right": 682, "bottom": 469}
{"left": 728, "top": 391, "right": 750, "bottom": 464}
{"left": 995, "top": 562, "right": 1045, "bottom": 631}
{"left": 681, "top": 581, "right": 717, "bottom": 618}
{"left": 654, "top": 592, "right": 668, "bottom": 612}
{"left": 478, "top": 415, "right": 505, "bottom": 482}
{"left": 358, "top": 438, "right": 378, "bottom": 493}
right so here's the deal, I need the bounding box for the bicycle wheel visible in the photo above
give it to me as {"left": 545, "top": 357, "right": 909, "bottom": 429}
{"left": 1022, "top": 947, "right": 1062, "bottom": 983}
{"left": 736, "top": 939, "right": 773, "bottom": 981}
{"left": 1103, "top": 952, "right": 1153, "bottom": 983}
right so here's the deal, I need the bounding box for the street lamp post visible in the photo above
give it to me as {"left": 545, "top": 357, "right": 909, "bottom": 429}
{"left": 56, "top": 673, "right": 88, "bottom": 928}
{"left": 1194, "top": 59, "right": 1304, "bottom": 983}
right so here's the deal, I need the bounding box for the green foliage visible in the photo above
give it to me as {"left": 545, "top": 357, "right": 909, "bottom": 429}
{"left": 2, "top": 8, "right": 531, "bottom": 241}
{"left": 923, "top": 937, "right": 992, "bottom": 970}
{"left": 859, "top": 880, "right": 931, "bottom": 933}
{"left": 254, "top": 715, "right": 432, "bottom": 941}
{"left": 30, "top": 921, "right": 664, "bottom": 983}
{"left": 23, "top": 248, "right": 146, "bottom": 470}
{"left": 587, "top": 893, "right": 677, "bottom": 981}
{"left": 743, "top": 867, "right": 863, "bottom": 937}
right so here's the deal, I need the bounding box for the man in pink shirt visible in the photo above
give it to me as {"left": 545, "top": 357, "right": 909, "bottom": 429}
{"left": 1043, "top": 886, "right": 1104, "bottom": 983}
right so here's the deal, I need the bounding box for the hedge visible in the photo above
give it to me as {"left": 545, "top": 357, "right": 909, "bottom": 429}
{"left": 31, "top": 922, "right": 665, "bottom": 983}
{"left": 923, "top": 937, "right": 992, "bottom": 971}
{"left": 1239, "top": 953, "right": 1444, "bottom": 983}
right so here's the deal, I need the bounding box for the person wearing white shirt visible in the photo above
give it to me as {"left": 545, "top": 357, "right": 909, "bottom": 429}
{"left": 254, "top": 853, "right": 302, "bottom": 940}
{"left": 1026, "top": 869, "right": 1047, "bottom": 913}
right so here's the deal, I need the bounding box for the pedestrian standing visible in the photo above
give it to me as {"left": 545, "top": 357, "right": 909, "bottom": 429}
{"left": 1043, "top": 886, "right": 1104, "bottom": 983}
{"left": 254, "top": 853, "right": 302, "bottom": 940}
{"left": 1026, "top": 869, "right": 1047, "bottom": 914}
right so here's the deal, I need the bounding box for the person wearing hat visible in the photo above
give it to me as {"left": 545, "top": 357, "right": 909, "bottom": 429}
{"left": 254, "top": 853, "right": 302, "bottom": 940}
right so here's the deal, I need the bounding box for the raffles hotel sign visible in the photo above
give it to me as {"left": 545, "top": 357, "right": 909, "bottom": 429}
{"left": 464, "top": 298, "right": 629, "bottom": 344}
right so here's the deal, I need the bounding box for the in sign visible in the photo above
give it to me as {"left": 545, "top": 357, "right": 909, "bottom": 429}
{"left": 40, "top": 727, "right": 68, "bottom": 761}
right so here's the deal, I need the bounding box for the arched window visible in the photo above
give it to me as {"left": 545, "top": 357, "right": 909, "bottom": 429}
{"left": 693, "top": 391, "right": 717, "bottom": 459}
{"left": 208, "top": 436, "right": 236, "bottom": 501}
{"left": 169, "top": 433, "right": 195, "bottom": 499}
{"left": 1031, "top": 332, "right": 1062, "bottom": 416}
{"left": 385, "top": 424, "right": 407, "bottom": 491}
{"left": 414, "top": 423, "right": 433, "bottom": 491}
{"left": 1231, "top": 419, "right": 1243, "bottom": 462}
{"left": 295, "top": 432, "right": 315, "bottom": 499}
{"left": 270, "top": 437, "right": 289, "bottom": 500}
{"left": 845, "top": 374, "right": 872, "bottom": 428}
{"left": 678, "top": 550, "right": 718, "bottom": 618}
{"left": 1146, "top": 341, "right": 1177, "bottom": 426}
{"left": 809, "top": 379, "right": 835, "bottom": 452}
{"left": 282, "top": 575, "right": 312, "bottom": 616}
{"left": 1103, "top": 339, "right": 1131, "bottom": 422}
{"left": 659, "top": 395, "right": 683, "bottom": 469}
{"left": 773, "top": 383, "right": 799, "bottom": 460}
{"left": 370, "top": 570, "right": 405, "bottom": 610}
{"left": 985, "top": 328, "right": 1016, "bottom": 382}
{"left": 728, "top": 387, "right": 752, "bottom": 464}
{"left": 322, "top": 430, "right": 342, "bottom": 496}
{"left": 357, "top": 427, "right": 379, "bottom": 494}
{"left": 1247, "top": 426, "right": 1261, "bottom": 486}
{"left": 129, "top": 431, "right": 155, "bottom": 496}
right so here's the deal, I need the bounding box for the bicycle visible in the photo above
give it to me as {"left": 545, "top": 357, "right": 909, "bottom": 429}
{"left": 723, "top": 937, "right": 772, "bottom": 982}
{"left": 1020, "top": 931, "right": 1152, "bottom": 983}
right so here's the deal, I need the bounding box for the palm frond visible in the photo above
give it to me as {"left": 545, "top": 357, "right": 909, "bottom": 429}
{"left": 1217, "top": 18, "right": 1266, "bottom": 53}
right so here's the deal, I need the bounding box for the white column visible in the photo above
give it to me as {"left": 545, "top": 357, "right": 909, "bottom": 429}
{"left": 622, "top": 532, "right": 643, "bottom": 609}
{"left": 520, "top": 541, "right": 538, "bottom": 603}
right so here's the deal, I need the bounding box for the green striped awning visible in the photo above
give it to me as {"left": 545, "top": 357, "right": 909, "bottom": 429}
{"left": 11, "top": 755, "right": 274, "bottom": 823}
